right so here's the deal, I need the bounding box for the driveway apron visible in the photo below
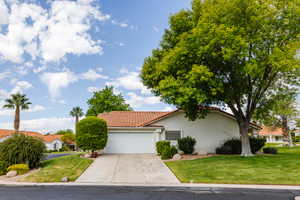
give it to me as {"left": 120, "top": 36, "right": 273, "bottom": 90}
{"left": 76, "top": 154, "right": 179, "bottom": 184}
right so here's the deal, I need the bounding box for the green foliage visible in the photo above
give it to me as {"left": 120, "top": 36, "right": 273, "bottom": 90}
{"left": 70, "top": 107, "right": 84, "bottom": 118}
{"left": 263, "top": 147, "right": 278, "bottom": 154}
{"left": 7, "top": 164, "right": 30, "bottom": 175}
{"left": 55, "top": 129, "right": 74, "bottom": 135}
{"left": 177, "top": 136, "right": 196, "bottom": 154}
{"left": 156, "top": 141, "right": 170, "bottom": 155}
{"left": 216, "top": 137, "right": 266, "bottom": 154}
{"left": 0, "top": 134, "right": 46, "bottom": 169}
{"left": 86, "top": 86, "right": 132, "bottom": 116}
{"left": 0, "top": 161, "right": 8, "bottom": 175}
{"left": 3, "top": 93, "right": 31, "bottom": 110}
{"left": 141, "top": 0, "right": 300, "bottom": 155}
{"left": 76, "top": 117, "right": 108, "bottom": 151}
{"left": 61, "top": 132, "right": 75, "bottom": 144}
{"left": 161, "top": 145, "right": 178, "bottom": 160}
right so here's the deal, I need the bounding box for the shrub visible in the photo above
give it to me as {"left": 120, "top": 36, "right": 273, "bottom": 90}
{"left": 7, "top": 164, "right": 29, "bottom": 175}
{"left": 216, "top": 145, "right": 232, "bottom": 154}
{"left": 0, "top": 161, "right": 8, "bottom": 175}
{"left": 76, "top": 117, "right": 108, "bottom": 152}
{"left": 161, "top": 145, "right": 178, "bottom": 160}
{"left": 0, "top": 134, "right": 46, "bottom": 169}
{"left": 156, "top": 141, "right": 170, "bottom": 155}
{"left": 177, "top": 136, "right": 196, "bottom": 154}
{"left": 263, "top": 147, "right": 278, "bottom": 154}
{"left": 216, "top": 137, "right": 266, "bottom": 154}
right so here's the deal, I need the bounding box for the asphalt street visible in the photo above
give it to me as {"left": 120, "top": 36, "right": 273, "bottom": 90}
{"left": 0, "top": 186, "right": 299, "bottom": 200}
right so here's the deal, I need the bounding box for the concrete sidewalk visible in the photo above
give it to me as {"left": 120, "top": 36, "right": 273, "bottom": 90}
{"left": 76, "top": 154, "right": 179, "bottom": 184}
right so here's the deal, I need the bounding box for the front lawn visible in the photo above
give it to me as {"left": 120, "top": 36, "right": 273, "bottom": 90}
{"left": 166, "top": 146, "right": 300, "bottom": 185}
{"left": 23, "top": 155, "right": 92, "bottom": 182}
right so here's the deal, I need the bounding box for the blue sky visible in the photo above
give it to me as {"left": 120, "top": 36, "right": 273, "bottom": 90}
{"left": 0, "top": 0, "right": 192, "bottom": 133}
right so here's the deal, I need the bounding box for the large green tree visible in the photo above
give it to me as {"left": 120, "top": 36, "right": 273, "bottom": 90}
{"left": 141, "top": 0, "right": 300, "bottom": 156}
{"left": 86, "top": 86, "right": 132, "bottom": 116}
{"left": 3, "top": 93, "right": 32, "bottom": 132}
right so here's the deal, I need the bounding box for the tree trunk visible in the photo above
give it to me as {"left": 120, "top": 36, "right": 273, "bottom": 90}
{"left": 14, "top": 106, "right": 20, "bottom": 132}
{"left": 282, "top": 115, "right": 293, "bottom": 147}
{"left": 75, "top": 116, "right": 79, "bottom": 134}
{"left": 239, "top": 121, "right": 253, "bottom": 157}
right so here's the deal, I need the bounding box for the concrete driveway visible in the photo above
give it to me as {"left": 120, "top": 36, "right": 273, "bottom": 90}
{"left": 76, "top": 154, "right": 179, "bottom": 184}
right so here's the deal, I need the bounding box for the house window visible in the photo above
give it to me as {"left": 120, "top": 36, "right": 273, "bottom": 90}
{"left": 165, "top": 130, "right": 181, "bottom": 141}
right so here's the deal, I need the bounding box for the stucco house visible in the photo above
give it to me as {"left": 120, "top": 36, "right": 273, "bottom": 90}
{"left": 98, "top": 108, "right": 260, "bottom": 154}
{"left": 0, "top": 129, "right": 63, "bottom": 151}
{"left": 257, "top": 126, "right": 284, "bottom": 143}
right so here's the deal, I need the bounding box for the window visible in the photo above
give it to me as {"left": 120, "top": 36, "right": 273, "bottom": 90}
{"left": 165, "top": 130, "right": 181, "bottom": 141}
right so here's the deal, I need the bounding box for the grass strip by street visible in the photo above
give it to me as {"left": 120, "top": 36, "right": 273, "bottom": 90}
{"left": 22, "top": 155, "right": 92, "bottom": 182}
{"left": 166, "top": 146, "right": 300, "bottom": 185}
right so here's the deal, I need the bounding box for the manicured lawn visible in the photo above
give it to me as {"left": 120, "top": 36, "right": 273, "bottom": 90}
{"left": 166, "top": 146, "right": 300, "bottom": 185}
{"left": 23, "top": 155, "right": 92, "bottom": 182}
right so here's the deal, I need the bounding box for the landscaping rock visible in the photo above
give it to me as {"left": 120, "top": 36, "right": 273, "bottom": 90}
{"left": 197, "top": 150, "right": 207, "bottom": 155}
{"left": 192, "top": 152, "right": 198, "bottom": 155}
{"left": 6, "top": 170, "right": 17, "bottom": 178}
{"left": 84, "top": 154, "right": 90, "bottom": 158}
{"left": 178, "top": 151, "right": 184, "bottom": 155}
{"left": 61, "top": 177, "right": 69, "bottom": 182}
{"left": 172, "top": 154, "right": 182, "bottom": 160}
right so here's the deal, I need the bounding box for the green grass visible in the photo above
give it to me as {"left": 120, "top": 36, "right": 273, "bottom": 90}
{"left": 166, "top": 146, "right": 300, "bottom": 185}
{"left": 23, "top": 155, "right": 92, "bottom": 182}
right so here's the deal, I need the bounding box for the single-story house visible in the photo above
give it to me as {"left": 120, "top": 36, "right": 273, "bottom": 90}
{"left": 257, "top": 126, "right": 284, "bottom": 143}
{"left": 98, "top": 108, "right": 260, "bottom": 154}
{"left": 0, "top": 129, "right": 63, "bottom": 151}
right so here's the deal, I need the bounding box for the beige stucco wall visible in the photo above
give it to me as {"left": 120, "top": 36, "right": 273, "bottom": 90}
{"left": 152, "top": 111, "right": 240, "bottom": 153}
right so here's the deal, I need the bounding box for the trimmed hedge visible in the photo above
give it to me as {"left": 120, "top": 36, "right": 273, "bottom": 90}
{"left": 0, "top": 161, "right": 8, "bottom": 175}
{"left": 216, "top": 137, "right": 266, "bottom": 154}
{"left": 178, "top": 136, "right": 196, "bottom": 154}
{"left": 263, "top": 147, "right": 278, "bottom": 154}
{"left": 76, "top": 117, "right": 108, "bottom": 152}
{"left": 156, "top": 141, "right": 170, "bottom": 155}
{"left": 0, "top": 134, "right": 46, "bottom": 169}
{"left": 7, "top": 164, "right": 29, "bottom": 175}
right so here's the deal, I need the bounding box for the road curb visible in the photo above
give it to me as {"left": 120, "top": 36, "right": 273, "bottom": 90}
{"left": 1, "top": 181, "right": 300, "bottom": 191}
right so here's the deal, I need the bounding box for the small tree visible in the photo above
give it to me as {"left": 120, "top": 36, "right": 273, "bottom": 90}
{"left": 254, "top": 90, "right": 299, "bottom": 147}
{"left": 3, "top": 93, "right": 31, "bottom": 132}
{"left": 76, "top": 117, "right": 108, "bottom": 156}
{"left": 86, "top": 86, "right": 132, "bottom": 116}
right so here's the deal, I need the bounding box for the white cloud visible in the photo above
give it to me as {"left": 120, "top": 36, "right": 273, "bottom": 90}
{"left": 0, "top": 104, "right": 45, "bottom": 116}
{"left": 40, "top": 71, "right": 78, "bottom": 99}
{"left": 0, "top": 71, "right": 10, "bottom": 81}
{"left": 87, "top": 86, "right": 102, "bottom": 93}
{"left": 0, "top": 0, "right": 109, "bottom": 63}
{"left": 81, "top": 69, "right": 108, "bottom": 81}
{"left": 126, "top": 92, "right": 161, "bottom": 109}
{"left": 0, "top": 117, "right": 74, "bottom": 133}
{"left": 111, "top": 19, "right": 128, "bottom": 28}
{"left": 110, "top": 70, "right": 152, "bottom": 95}
{"left": 11, "top": 80, "right": 33, "bottom": 94}
{"left": 162, "top": 106, "right": 174, "bottom": 111}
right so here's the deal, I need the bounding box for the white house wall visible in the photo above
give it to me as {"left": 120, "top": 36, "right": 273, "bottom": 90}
{"left": 45, "top": 139, "right": 63, "bottom": 151}
{"left": 152, "top": 111, "right": 240, "bottom": 153}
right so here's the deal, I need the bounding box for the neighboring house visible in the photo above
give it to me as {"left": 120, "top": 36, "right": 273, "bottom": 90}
{"left": 294, "top": 129, "right": 300, "bottom": 136}
{"left": 0, "top": 129, "right": 63, "bottom": 150}
{"left": 257, "top": 126, "right": 284, "bottom": 143}
{"left": 98, "top": 108, "right": 260, "bottom": 154}
{"left": 43, "top": 135, "right": 63, "bottom": 151}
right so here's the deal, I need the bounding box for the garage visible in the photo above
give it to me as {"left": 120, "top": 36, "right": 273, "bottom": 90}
{"left": 104, "top": 132, "right": 156, "bottom": 154}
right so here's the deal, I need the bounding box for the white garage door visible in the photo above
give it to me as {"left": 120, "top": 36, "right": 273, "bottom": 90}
{"left": 104, "top": 132, "right": 155, "bottom": 154}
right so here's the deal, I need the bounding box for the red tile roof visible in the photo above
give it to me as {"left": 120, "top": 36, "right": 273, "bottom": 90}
{"left": 98, "top": 108, "right": 261, "bottom": 129}
{"left": 0, "top": 129, "right": 62, "bottom": 143}
{"left": 98, "top": 111, "right": 170, "bottom": 127}
{"left": 258, "top": 126, "right": 284, "bottom": 136}
{"left": 43, "top": 134, "right": 62, "bottom": 143}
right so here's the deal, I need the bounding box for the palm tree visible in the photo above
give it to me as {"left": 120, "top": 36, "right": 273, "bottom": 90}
{"left": 70, "top": 106, "right": 84, "bottom": 133}
{"left": 3, "top": 93, "right": 31, "bottom": 132}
